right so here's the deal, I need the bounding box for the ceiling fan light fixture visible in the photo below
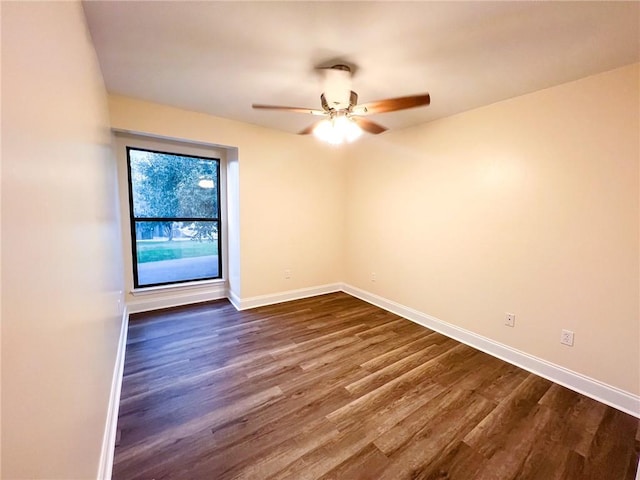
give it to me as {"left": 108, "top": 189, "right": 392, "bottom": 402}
{"left": 337, "top": 115, "right": 363, "bottom": 143}
{"left": 313, "top": 114, "right": 362, "bottom": 145}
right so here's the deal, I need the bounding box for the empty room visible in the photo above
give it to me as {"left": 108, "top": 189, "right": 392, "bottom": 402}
{"left": 2, "top": 1, "right": 639, "bottom": 479}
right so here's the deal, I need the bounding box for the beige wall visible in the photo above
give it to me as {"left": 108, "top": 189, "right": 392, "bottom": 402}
{"left": 1, "top": 2, "right": 124, "bottom": 478}
{"left": 345, "top": 64, "right": 639, "bottom": 395}
{"left": 108, "top": 96, "right": 346, "bottom": 301}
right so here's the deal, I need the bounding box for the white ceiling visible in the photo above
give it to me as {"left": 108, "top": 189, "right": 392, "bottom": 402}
{"left": 83, "top": 1, "right": 640, "bottom": 135}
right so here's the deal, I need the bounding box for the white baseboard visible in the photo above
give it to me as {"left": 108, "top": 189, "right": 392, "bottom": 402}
{"left": 127, "top": 283, "right": 227, "bottom": 314}
{"left": 227, "top": 288, "right": 242, "bottom": 311}
{"left": 232, "top": 283, "right": 343, "bottom": 310}
{"left": 97, "top": 306, "right": 129, "bottom": 480}
{"left": 342, "top": 284, "right": 640, "bottom": 419}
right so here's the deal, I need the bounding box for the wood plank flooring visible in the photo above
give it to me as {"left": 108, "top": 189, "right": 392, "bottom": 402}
{"left": 113, "top": 292, "right": 640, "bottom": 479}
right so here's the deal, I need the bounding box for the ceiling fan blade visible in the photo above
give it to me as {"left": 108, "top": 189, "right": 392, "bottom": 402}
{"left": 357, "top": 93, "right": 430, "bottom": 115}
{"left": 252, "top": 104, "right": 326, "bottom": 116}
{"left": 352, "top": 117, "right": 387, "bottom": 134}
{"left": 298, "top": 122, "right": 320, "bottom": 135}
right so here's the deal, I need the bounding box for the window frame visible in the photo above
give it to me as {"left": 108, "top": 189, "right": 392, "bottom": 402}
{"left": 125, "top": 146, "right": 223, "bottom": 288}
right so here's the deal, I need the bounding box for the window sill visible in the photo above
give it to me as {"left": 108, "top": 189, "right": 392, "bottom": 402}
{"left": 131, "top": 278, "right": 226, "bottom": 296}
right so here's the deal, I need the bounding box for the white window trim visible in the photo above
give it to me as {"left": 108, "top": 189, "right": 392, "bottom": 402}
{"left": 114, "top": 131, "right": 229, "bottom": 297}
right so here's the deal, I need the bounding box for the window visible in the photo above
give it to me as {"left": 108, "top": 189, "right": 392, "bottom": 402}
{"left": 126, "top": 147, "right": 222, "bottom": 287}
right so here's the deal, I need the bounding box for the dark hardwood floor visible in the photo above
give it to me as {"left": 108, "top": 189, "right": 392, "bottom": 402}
{"left": 113, "top": 292, "right": 639, "bottom": 479}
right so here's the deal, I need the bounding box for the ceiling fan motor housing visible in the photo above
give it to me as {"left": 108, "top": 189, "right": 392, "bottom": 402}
{"left": 323, "top": 65, "right": 353, "bottom": 108}
{"left": 321, "top": 90, "right": 358, "bottom": 113}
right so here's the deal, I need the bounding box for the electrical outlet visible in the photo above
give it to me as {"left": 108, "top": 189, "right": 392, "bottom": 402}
{"left": 560, "top": 329, "right": 574, "bottom": 346}
{"left": 371, "top": 272, "right": 377, "bottom": 282}
{"left": 284, "top": 269, "right": 291, "bottom": 279}
{"left": 505, "top": 313, "right": 515, "bottom": 327}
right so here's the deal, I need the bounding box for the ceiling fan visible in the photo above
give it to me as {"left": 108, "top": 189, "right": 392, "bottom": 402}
{"left": 252, "top": 64, "right": 430, "bottom": 144}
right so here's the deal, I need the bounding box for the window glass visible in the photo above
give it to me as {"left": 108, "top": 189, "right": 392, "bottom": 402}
{"left": 127, "top": 148, "right": 221, "bottom": 287}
